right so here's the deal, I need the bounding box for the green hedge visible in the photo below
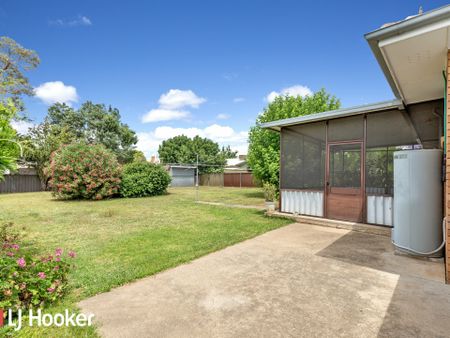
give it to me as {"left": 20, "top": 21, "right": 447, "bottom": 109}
{"left": 120, "top": 162, "right": 171, "bottom": 198}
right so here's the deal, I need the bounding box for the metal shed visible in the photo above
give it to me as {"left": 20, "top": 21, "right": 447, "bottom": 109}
{"left": 168, "top": 165, "right": 197, "bottom": 187}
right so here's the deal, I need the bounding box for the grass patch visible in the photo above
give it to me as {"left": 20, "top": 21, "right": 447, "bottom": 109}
{"left": 0, "top": 187, "right": 289, "bottom": 337}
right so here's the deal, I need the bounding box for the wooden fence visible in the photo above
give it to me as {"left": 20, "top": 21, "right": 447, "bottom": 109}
{"left": 199, "top": 172, "right": 258, "bottom": 188}
{"left": 199, "top": 173, "right": 224, "bottom": 186}
{"left": 0, "top": 168, "right": 43, "bottom": 194}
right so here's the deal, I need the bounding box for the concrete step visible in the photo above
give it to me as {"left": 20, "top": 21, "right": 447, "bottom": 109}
{"left": 269, "top": 211, "right": 391, "bottom": 237}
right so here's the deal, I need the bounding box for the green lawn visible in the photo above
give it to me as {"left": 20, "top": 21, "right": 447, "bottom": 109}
{"left": 0, "top": 187, "right": 289, "bottom": 337}
{"left": 177, "top": 185, "right": 266, "bottom": 206}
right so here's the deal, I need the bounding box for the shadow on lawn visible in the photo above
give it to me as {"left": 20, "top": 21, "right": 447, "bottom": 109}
{"left": 241, "top": 190, "right": 264, "bottom": 199}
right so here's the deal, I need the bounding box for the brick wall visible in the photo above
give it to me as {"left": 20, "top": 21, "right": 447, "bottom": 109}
{"left": 446, "top": 50, "right": 450, "bottom": 283}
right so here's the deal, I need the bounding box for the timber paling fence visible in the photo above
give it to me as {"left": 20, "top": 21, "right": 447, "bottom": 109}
{"left": 0, "top": 168, "right": 43, "bottom": 194}
{"left": 199, "top": 173, "right": 258, "bottom": 188}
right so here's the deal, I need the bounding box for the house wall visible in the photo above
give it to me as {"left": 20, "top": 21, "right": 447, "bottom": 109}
{"left": 446, "top": 50, "right": 450, "bottom": 284}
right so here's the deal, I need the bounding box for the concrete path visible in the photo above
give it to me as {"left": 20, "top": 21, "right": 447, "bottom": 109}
{"left": 79, "top": 223, "right": 450, "bottom": 337}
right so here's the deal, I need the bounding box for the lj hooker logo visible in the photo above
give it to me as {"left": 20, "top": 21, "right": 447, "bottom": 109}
{"left": 0, "top": 308, "right": 94, "bottom": 331}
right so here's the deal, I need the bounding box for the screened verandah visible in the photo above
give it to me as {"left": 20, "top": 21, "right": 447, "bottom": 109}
{"left": 279, "top": 100, "right": 442, "bottom": 226}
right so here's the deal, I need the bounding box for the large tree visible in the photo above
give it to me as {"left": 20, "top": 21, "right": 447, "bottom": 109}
{"left": 158, "top": 135, "right": 236, "bottom": 173}
{"left": 0, "top": 37, "right": 40, "bottom": 107}
{"left": 24, "top": 101, "right": 138, "bottom": 186}
{"left": 247, "top": 89, "right": 340, "bottom": 186}
{"left": 45, "top": 102, "right": 137, "bottom": 163}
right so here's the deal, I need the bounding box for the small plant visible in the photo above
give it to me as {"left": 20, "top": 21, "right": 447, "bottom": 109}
{"left": 0, "top": 223, "right": 21, "bottom": 245}
{"left": 120, "top": 162, "right": 171, "bottom": 198}
{"left": 48, "top": 142, "right": 121, "bottom": 200}
{"left": 263, "top": 182, "right": 277, "bottom": 202}
{"left": 0, "top": 224, "right": 76, "bottom": 315}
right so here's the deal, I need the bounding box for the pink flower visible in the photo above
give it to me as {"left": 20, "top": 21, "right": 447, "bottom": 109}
{"left": 17, "top": 257, "right": 26, "bottom": 268}
{"left": 68, "top": 251, "right": 76, "bottom": 258}
{"left": 53, "top": 266, "right": 60, "bottom": 271}
{"left": 55, "top": 248, "right": 63, "bottom": 257}
{"left": 6, "top": 252, "right": 14, "bottom": 257}
{"left": 55, "top": 257, "right": 61, "bottom": 262}
{"left": 37, "top": 272, "right": 46, "bottom": 279}
{"left": 47, "top": 287, "right": 55, "bottom": 293}
{"left": 11, "top": 244, "right": 19, "bottom": 250}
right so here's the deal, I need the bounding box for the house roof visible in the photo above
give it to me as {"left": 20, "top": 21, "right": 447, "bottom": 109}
{"left": 365, "top": 5, "right": 450, "bottom": 104}
{"left": 259, "top": 99, "right": 403, "bottom": 131}
{"left": 226, "top": 158, "right": 246, "bottom": 167}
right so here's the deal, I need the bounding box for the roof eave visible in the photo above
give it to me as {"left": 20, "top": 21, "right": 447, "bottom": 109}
{"left": 364, "top": 4, "right": 450, "bottom": 101}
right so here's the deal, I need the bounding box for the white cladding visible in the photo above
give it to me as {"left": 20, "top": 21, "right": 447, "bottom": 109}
{"left": 367, "top": 195, "right": 393, "bottom": 226}
{"left": 281, "top": 190, "right": 323, "bottom": 217}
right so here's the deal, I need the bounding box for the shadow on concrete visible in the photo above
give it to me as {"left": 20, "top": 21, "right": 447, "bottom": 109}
{"left": 316, "top": 230, "right": 450, "bottom": 337}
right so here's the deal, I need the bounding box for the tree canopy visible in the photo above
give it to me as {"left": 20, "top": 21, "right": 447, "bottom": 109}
{"left": 44, "top": 102, "right": 138, "bottom": 163}
{"left": 158, "top": 135, "right": 237, "bottom": 173}
{"left": 23, "top": 101, "right": 138, "bottom": 186}
{"left": 247, "top": 89, "right": 340, "bottom": 186}
{"left": 0, "top": 101, "right": 20, "bottom": 180}
{"left": 0, "top": 36, "right": 40, "bottom": 107}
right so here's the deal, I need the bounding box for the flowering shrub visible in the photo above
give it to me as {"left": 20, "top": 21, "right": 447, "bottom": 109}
{"left": 0, "top": 225, "right": 76, "bottom": 314}
{"left": 48, "top": 143, "right": 121, "bottom": 200}
{"left": 120, "top": 162, "right": 171, "bottom": 198}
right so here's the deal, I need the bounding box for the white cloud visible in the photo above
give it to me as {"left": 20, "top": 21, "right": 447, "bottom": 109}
{"left": 216, "top": 113, "right": 230, "bottom": 120}
{"left": 142, "top": 109, "right": 189, "bottom": 123}
{"left": 233, "top": 97, "right": 245, "bottom": 103}
{"left": 142, "top": 89, "right": 206, "bottom": 123}
{"left": 137, "top": 124, "right": 248, "bottom": 159}
{"left": 34, "top": 81, "right": 78, "bottom": 106}
{"left": 266, "top": 85, "right": 312, "bottom": 102}
{"left": 158, "top": 89, "right": 206, "bottom": 109}
{"left": 11, "top": 120, "right": 35, "bottom": 135}
{"left": 49, "top": 15, "right": 92, "bottom": 27}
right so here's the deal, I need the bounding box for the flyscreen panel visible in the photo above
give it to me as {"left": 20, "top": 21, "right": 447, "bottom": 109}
{"left": 280, "top": 122, "right": 326, "bottom": 190}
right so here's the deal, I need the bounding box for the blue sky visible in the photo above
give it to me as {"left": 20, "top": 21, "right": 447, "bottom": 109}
{"left": 2, "top": 0, "right": 448, "bottom": 157}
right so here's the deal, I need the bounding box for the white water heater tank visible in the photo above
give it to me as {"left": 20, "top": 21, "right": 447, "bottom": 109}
{"left": 392, "top": 149, "right": 443, "bottom": 256}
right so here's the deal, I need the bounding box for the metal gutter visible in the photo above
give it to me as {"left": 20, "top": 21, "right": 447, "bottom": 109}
{"left": 259, "top": 99, "right": 403, "bottom": 131}
{"left": 364, "top": 4, "right": 450, "bottom": 101}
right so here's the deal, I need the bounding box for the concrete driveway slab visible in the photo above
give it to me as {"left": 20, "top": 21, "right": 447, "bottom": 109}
{"left": 79, "top": 223, "right": 450, "bottom": 337}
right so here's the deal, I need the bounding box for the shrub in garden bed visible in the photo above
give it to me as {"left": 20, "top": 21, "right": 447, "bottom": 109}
{"left": 120, "top": 161, "right": 171, "bottom": 198}
{"left": 0, "top": 223, "right": 76, "bottom": 315}
{"left": 48, "top": 142, "right": 121, "bottom": 200}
